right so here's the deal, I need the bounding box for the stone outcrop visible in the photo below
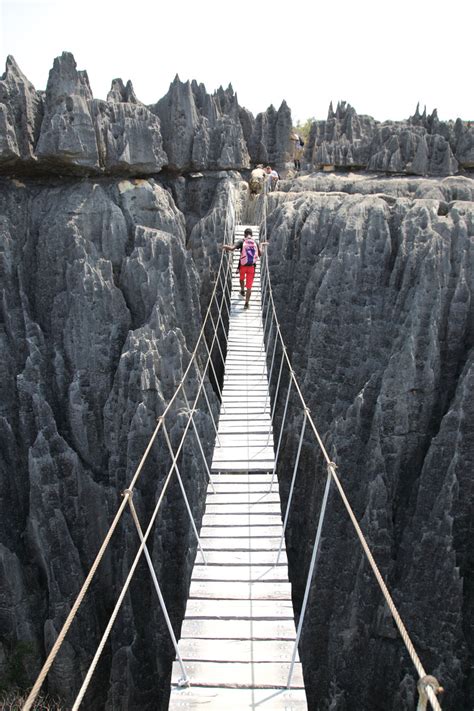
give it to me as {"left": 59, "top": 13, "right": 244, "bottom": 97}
{"left": 92, "top": 94, "right": 167, "bottom": 174}
{"left": 0, "top": 53, "right": 168, "bottom": 175}
{"left": 0, "top": 172, "right": 237, "bottom": 709}
{"left": 247, "top": 100, "right": 293, "bottom": 169}
{"left": 1, "top": 53, "right": 473, "bottom": 179}
{"left": 263, "top": 173, "right": 474, "bottom": 711}
{"left": 0, "top": 55, "right": 43, "bottom": 165}
{"left": 35, "top": 51, "right": 100, "bottom": 170}
{"left": 305, "top": 101, "right": 473, "bottom": 176}
{"left": 152, "top": 77, "right": 249, "bottom": 172}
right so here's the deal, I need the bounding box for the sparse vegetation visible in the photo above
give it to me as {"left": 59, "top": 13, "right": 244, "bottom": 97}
{"left": 0, "top": 689, "right": 64, "bottom": 710}
{"left": 294, "top": 117, "right": 316, "bottom": 143}
{"left": 0, "top": 642, "right": 64, "bottom": 709}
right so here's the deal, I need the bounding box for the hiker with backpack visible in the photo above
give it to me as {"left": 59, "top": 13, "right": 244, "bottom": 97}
{"left": 221, "top": 228, "right": 266, "bottom": 309}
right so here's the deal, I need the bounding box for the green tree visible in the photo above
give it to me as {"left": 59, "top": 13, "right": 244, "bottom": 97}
{"left": 294, "top": 117, "right": 316, "bottom": 143}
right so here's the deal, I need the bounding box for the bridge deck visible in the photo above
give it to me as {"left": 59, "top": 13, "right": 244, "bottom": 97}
{"left": 169, "top": 226, "right": 306, "bottom": 709}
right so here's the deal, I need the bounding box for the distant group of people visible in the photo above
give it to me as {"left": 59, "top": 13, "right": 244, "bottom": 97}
{"left": 248, "top": 130, "right": 305, "bottom": 195}
{"left": 249, "top": 164, "right": 280, "bottom": 195}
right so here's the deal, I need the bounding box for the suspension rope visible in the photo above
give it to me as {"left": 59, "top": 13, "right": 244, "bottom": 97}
{"left": 70, "top": 246, "right": 235, "bottom": 707}
{"left": 259, "top": 190, "right": 442, "bottom": 711}
{"left": 24, "top": 192, "right": 235, "bottom": 711}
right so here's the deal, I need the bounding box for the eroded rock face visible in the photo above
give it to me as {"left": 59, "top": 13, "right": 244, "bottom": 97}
{"left": 0, "top": 174, "right": 236, "bottom": 709}
{"left": 264, "top": 173, "right": 474, "bottom": 710}
{"left": 35, "top": 51, "right": 100, "bottom": 170}
{"left": 305, "top": 101, "right": 473, "bottom": 176}
{"left": 247, "top": 100, "right": 292, "bottom": 169}
{"left": 152, "top": 77, "right": 249, "bottom": 172}
{"left": 0, "top": 55, "right": 43, "bottom": 165}
{"left": 1, "top": 53, "right": 472, "bottom": 179}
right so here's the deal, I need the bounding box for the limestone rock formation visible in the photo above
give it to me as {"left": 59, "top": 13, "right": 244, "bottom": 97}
{"left": 1, "top": 52, "right": 472, "bottom": 179}
{"left": 0, "top": 55, "right": 42, "bottom": 166}
{"left": 92, "top": 83, "right": 167, "bottom": 174}
{"left": 0, "top": 54, "right": 168, "bottom": 175}
{"left": 305, "top": 101, "right": 472, "bottom": 176}
{"left": 264, "top": 173, "right": 474, "bottom": 710}
{"left": 0, "top": 173, "right": 236, "bottom": 709}
{"left": 307, "top": 101, "right": 375, "bottom": 169}
{"left": 35, "top": 51, "right": 100, "bottom": 170}
{"left": 247, "top": 100, "right": 293, "bottom": 169}
{"left": 152, "top": 76, "right": 249, "bottom": 172}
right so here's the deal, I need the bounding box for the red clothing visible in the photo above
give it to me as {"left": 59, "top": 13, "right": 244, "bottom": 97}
{"left": 239, "top": 265, "right": 256, "bottom": 290}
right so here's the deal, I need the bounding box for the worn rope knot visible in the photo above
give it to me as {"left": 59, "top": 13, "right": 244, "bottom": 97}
{"left": 122, "top": 489, "right": 133, "bottom": 499}
{"left": 327, "top": 461, "right": 337, "bottom": 471}
{"left": 417, "top": 675, "right": 443, "bottom": 710}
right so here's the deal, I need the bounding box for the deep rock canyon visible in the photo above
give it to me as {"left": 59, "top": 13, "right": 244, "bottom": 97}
{"left": 0, "top": 51, "right": 473, "bottom": 710}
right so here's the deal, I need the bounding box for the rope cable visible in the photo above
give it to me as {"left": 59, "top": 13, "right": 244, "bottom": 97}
{"left": 259, "top": 191, "right": 442, "bottom": 710}
{"left": 24, "top": 191, "right": 235, "bottom": 710}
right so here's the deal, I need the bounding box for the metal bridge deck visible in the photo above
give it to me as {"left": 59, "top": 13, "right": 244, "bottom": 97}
{"left": 169, "top": 226, "right": 306, "bottom": 709}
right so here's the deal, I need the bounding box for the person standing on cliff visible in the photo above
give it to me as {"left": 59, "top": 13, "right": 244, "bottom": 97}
{"left": 290, "top": 131, "right": 304, "bottom": 171}
{"left": 222, "top": 228, "right": 266, "bottom": 309}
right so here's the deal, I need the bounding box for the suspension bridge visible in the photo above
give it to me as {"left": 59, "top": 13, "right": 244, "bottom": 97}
{"left": 22, "top": 193, "right": 444, "bottom": 711}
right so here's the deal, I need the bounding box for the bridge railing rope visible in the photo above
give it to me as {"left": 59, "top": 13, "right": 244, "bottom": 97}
{"left": 258, "top": 191, "right": 443, "bottom": 711}
{"left": 23, "top": 190, "right": 237, "bottom": 711}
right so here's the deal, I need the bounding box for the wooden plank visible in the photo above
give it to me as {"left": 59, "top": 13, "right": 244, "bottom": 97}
{"left": 212, "top": 453, "right": 275, "bottom": 466}
{"left": 210, "top": 462, "right": 275, "bottom": 472}
{"left": 179, "top": 617, "right": 296, "bottom": 640}
{"left": 201, "top": 513, "right": 282, "bottom": 527}
{"left": 200, "top": 537, "right": 282, "bottom": 551}
{"left": 191, "top": 564, "right": 288, "bottom": 582}
{"left": 171, "top": 660, "right": 304, "bottom": 688}
{"left": 178, "top": 638, "right": 297, "bottom": 662}
{"left": 197, "top": 550, "right": 286, "bottom": 565}
{"left": 169, "top": 687, "right": 307, "bottom": 710}
{"left": 203, "top": 503, "right": 282, "bottom": 515}
{"left": 206, "top": 485, "right": 276, "bottom": 496}
{"left": 200, "top": 525, "right": 283, "bottom": 537}
{"left": 184, "top": 599, "right": 294, "bottom": 619}
{"left": 189, "top": 580, "right": 291, "bottom": 600}
{"left": 203, "top": 492, "right": 279, "bottom": 504}
{"left": 208, "top": 475, "right": 273, "bottom": 484}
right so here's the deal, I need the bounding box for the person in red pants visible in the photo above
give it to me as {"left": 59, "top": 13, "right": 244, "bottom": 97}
{"left": 222, "top": 228, "right": 267, "bottom": 309}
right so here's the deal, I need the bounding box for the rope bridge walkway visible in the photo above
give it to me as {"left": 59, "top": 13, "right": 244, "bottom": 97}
{"left": 22, "top": 193, "right": 443, "bottom": 711}
{"left": 169, "top": 226, "right": 305, "bottom": 709}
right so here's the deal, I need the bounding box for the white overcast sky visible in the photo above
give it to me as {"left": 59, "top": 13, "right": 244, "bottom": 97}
{"left": 0, "top": 0, "right": 472, "bottom": 123}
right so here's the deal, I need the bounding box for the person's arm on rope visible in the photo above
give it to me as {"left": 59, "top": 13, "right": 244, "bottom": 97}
{"left": 221, "top": 244, "right": 237, "bottom": 251}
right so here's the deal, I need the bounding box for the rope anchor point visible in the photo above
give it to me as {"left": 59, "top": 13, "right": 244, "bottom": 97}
{"left": 417, "top": 674, "right": 444, "bottom": 699}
